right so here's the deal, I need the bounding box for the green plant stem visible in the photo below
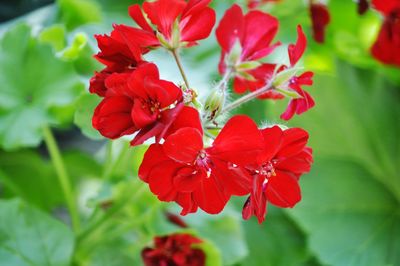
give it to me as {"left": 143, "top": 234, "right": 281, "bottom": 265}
{"left": 43, "top": 125, "right": 80, "bottom": 232}
{"left": 221, "top": 81, "right": 274, "bottom": 115}
{"left": 77, "top": 183, "right": 147, "bottom": 244}
{"left": 171, "top": 49, "right": 190, "bottom": 89}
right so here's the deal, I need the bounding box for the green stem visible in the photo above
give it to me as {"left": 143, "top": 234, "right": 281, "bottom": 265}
{"left": 221, "top": 81, "right": 274, "bottom": 115}
{"left": 43, "top": 126, "right": 80, "bottom": 232}
{"left": 171, "top": 49, "right": 190, "bottom": 89}
{"left": 77, "top": 182, "right": 147, "bottom": 244}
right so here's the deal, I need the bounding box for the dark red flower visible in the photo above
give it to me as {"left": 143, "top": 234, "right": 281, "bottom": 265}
{"left": 92, "top": 63, "right": 184, "bottom": 144}
{"left": 115, "top": 0, "right": 216, "bottom": 51}
{"left": 371, "top": 0, "right": 400, "bottom": 67}
{"left": 90, "top": 30, "right": 143, "bottom": 96}
{"left": 242, "top": 126, "right": 313, "bottom": 223}
{"left": 216, "top": 4, "right": 280, "bottom": 94}
{"left": 142, "top": 233, "right": 205, "bottom": 266}
{"left": 357, "top": 0, "right": 370, "bottom": 15}
{"left": 247, "top": 0, "right": 281, "bottom": 9}
{"left": 309, "top": 3, "right": 331, "bottom": 43}
{"left": 139, "top": 115, "right": 264, "bottom": 215}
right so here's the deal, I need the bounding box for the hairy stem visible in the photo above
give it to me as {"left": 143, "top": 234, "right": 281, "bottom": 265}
{"left": 43, "top": 125, "right": 80, "bottom": 232}
{"left": 221, "top": 81, "right": 274, "bottom": 115}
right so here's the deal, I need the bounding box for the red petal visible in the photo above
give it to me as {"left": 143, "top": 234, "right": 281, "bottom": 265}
{"left": 148, "top": 161, "right": 179, "bottom": 201}
{"left": 128, "top": 4, "right": 153, "bottom": 32}
{"left": 212, "top": 159, "right": 252, "bottom": 196}
{"left": 276, "top": 128, "right": 309, "bottom": 158}
{"left": 258, "top": 126, "right": 283, "bottom": 163}
{"left": 193, "top": 176, "right": 229, "bottom": 214}
{"left": 131, "top": 98, "right": 157, "bottom": 128}
{"left": 128, "top": 63, "right": 160, "bottom": 100}
{"left": 181, "top": 7, "right": 216, "bottom": 43}
{"left": 92, "top": 96, "right": 136, "bottom": 139}
{"left": 266, "top": 171, "right": 301, "bottom": 208}
{"left": 372, "top": 0, "right": 400, "bottom": 15}
{"left": 241, "top": 10, "right": 279, "bottom": 60}
{"left": 173, "top": 167, "right": 204, "bottom": 192}
{"left": 288, "top": 25, "right": 307, "bottom": 66}
{"left": 163, "top": 128, "right": 203, "bottom": 163}
{"left": 139, "top": 144, "right": 170, "bottom": 182}
{"left": 176, "top": 193, "right": 198, "bottom": 215}
{"left": 143, "top": 0, "right": 186, "bottom": 39}
{"left": 182, "top": 0, "right": 212, "bottom": 17}
{"left": 164, "top": 106, "right": 203, "bottom": 138}
{"left": 211, "top": 115, "right": 263, "bottom": 165}
{"left": 215, "top": 4, "right": 244, "bottom": 52}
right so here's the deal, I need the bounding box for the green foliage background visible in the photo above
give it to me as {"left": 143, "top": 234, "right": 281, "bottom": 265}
{"left": 0, "top": 0, "right": 399, "bottom": 265}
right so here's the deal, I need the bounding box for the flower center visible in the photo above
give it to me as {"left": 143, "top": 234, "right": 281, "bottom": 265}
{"left": 259, "top": 161, "right": 276, "bottom": 178}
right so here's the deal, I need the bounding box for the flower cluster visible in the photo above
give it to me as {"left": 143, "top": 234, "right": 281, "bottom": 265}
{"left": 142, "top": 233, "right": 205, "bottom": 266}
{"left": 90, "top": 0, "right": 315, "bottom": 225}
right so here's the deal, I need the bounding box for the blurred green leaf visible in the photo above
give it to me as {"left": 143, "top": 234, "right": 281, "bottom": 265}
{"left": 290, "top": 159, "right": 400, "bottom": 266}
{"left": 241, "top": 208, "right": 315, "bottom": 266}
{"left": 57, "top": 0, "right": 102, "bottom": 30}
{"left": 39, "top": 24, "right": 67, "bottom": 52}
{"left": 0, "top": 199, "right": 74, "bottom": 266}
{"left": 0, "top": 24, "right": 84, "bottom": 150}
{"left": 74, "top": 93, "right": 102, "bottom": 140}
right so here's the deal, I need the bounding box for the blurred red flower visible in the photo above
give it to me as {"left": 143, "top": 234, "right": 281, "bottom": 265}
{"left": 142, "top": 233, "right": 205, "bottom": 266}
{"left": 247, "top": 0, "right": 281, "bottom": 9}
{"left": 242, "top": 126, "right": 313, "bottom": 223}
{"left": 309, "top": 3, "right": 331, "bottom": 43}
{"left": 371, "top": 0, "right": 400, "bottom": 67}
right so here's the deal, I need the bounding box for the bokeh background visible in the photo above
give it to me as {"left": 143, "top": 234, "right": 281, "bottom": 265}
{"left": 0, "top": 0, "right": 399, "bottom": 265}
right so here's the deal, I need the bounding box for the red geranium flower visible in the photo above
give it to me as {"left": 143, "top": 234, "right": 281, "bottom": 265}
{"left": 139, "top": 115, "right": 264, "bottom": 215}
{"left": 280, "top": 26, "right": 315, "bottom": 120}
{"left": 371, "top": 0, "right": 400, "bottom": 67}
{"left": 242, "top": 126, "right": 313, "bottom": 223}
{"left": 309, "top": 3, "right": 331, "bottom": 43}
{"left": 216, "top": 4, "right": 280, "bottom": 94}
{"left": 90, "top": 29, "right": 143, "bottom": 97}
{"left": 142, "top": 233, "right": 205, "bottom": 266}
{"left": 115, "top": 0, "right": 216, "bottom": 51}
{"left": 92, "top": 63, "right": 184, "bottom": 145}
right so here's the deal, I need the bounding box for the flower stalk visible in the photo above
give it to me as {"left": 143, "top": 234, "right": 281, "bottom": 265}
{"left": 43, "top": 125, "right": 80, "bottom": 232}
{"left": 171, "top": 49, "right": 191, "bottom": 89}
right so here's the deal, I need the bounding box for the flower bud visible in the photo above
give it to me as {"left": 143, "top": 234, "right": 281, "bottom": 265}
{"left": 204, "top": 89, "right": 226, "bottom": 120}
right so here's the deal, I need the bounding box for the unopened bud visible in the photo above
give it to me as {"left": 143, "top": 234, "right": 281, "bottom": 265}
{"left": 204, "top": 89, "right": 226, "bottom": 120}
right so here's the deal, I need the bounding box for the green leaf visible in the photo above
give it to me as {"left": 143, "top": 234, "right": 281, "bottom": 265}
{"left": 74, "top": 93, "right": 102, "bottom": 140}
{"left": 184, "top": 210, "right": 248, "bottom": 265}
{"left": 57, "top": 0, "right": 102, "bottom": 30}
{"left": 0, "top": 24, "right": 84, "bottom": 150}
{"left": 290, "top": 158, "right": 400, "bottom": 266}
{"left": 241, "top": 208, "right": 315, "bottom": 266}
{"left": 0, "top": 199, "right": 74, "bottom": 266}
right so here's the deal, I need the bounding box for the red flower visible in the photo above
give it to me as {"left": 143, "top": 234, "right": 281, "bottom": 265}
{"left": 280, "top": 26, "right": 315, "bottom": 120}
{"left": 115, "top": 0, "right": 216, "bottom": 51}
{"left": 139, "top": 115, "right": 264, "bottom": 215}
{"left": 242, "top": 126, "right": 313, "bottom": 223}
{"left": 90, "top": 30, "right": 143, "bottom": 96}
{"left": 371, "top": 0, "right": 400, "bottom": 67}
{"left": 92, "top": 63, "right": 184, "bottom": 144}
{"left": 216, "top": 4, "right": 280, "bottom": 94}
{"left": 309, "top": 3, "right": 331, "bottom": 43}
{"left": 142, "top": 233, "right": 205, "bottom": 266}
